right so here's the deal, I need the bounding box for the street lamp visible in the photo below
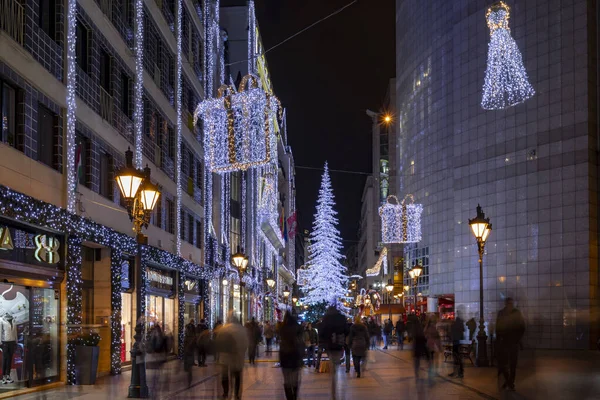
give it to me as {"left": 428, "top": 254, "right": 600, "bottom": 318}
{"left": 231, "top": 248, "right": 248, "bottom": 323}
{"left": 116, "top": 148, "right": 160, "bottom": 399}
{"left": 266, "top": 276, "right": 276, "bottom": 289}
{"left": 469, "top": 204, "right": 492, "bottom": 367}
{"left": 408, "top": 264, "right": 422, "bottom": 314}
{"left": 385, "top": 279, "right": 394, "bottom": 321}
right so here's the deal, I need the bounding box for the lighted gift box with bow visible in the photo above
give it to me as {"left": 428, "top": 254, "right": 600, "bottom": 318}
{"left": 379, "top": 194, "right": 423, "bottom": 243}
{"left": 195, "top": 74, "right": 281, "bottom": 173}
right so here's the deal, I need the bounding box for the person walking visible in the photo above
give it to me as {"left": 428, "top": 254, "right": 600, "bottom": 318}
{"left": 319, "top": 306, "right": 349, "bottom": 399}
{"left": 216, "top": 312, "right": 248, "bottom": 399}
{"left": 367, "top": 318, "right": 378, "bottom": 350}
{"left": 412, "top": 318, "right": 429, "bottom": 379}
{"left": 424, "top": 314, "right": 441, "bottom": 377}
{"left": 347, "top": 316, "right": 369, "bottom": 378}
{"left": 183, "top": 322, "right": 196, "bottom": 387}
{"left": 395, "top": 318, "right": 406, "bottom": 350}
{"left": 303, "top": 322, "right": 318, "bottom": 367}
{"left": 264, "top": 321, "right": 275, "bottom": 353}
{"left": 195, "top": 319, "right": 209, "bottom": 367}
{"left": 344, "top": 318, "right": 353, "bottom": 373}
{"left": 496, "top": 297, "right": 525, "bottom": 391}
{"left": 279, "top": 312, "right": 304, "bottom": 400}
{"left": 245, "top": 317, "right": 261, "bottom": 364}
{"left": 448, "top": 313, "right": 465, "bottom": 378}
{"left": 382, "top": 319, "right": 393, "bottom": 350}
{"left": 315, "top": 318, "right": 326, "bottom": 371}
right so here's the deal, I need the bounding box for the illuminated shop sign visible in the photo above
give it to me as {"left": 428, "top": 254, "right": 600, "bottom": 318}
{"left": 147, "top": 268, "right": 175, "bottom": 291}
{"left": 0, "top": 222, "right": 64, "bottom": 268}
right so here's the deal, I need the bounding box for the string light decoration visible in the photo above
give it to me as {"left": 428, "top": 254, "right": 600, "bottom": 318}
{"left": 481, "top": 1, "right": 534, "bottom": 110}
{"left": 178, "top": 274, "right": 185, "bottom": 357}
{"left": 379, "top": 195, "right": 423, "bottom": 243}
{"left": 204, "top": 0, "right": 213, "bottom": 97}
{"left": 248, "top": 0, "right": 256, "bottom": 74}
{"left": 365, "top": 247, "right": 388, "bottom": 277}
{"left": 175, "top": 0, "right": 183, "bottom": 255}
{"left": 241, "top": 171, "right": 246, "bottom": 249}
{"left": 258, "top": 168, "right": 283, "bottom": 247}
{"left": 65, "top": 0, "right": 77, "bottom": 213}
{"left": 0, "top": 185, "right": 219, "bottom": 379}
{"left": 301, "top": 162, "right": 348, "bottom": 308}
{"left": 133, "top": 0, "right": 144, "bottom": 167}
{"left": 195, "top": 75, "right": 281, "bottom": 173}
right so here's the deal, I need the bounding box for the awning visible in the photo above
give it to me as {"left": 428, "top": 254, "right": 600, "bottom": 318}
{"left": 260, "top": 219, "right": 285, "bottom": 250}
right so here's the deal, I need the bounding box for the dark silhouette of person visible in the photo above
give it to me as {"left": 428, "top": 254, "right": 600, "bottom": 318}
{"left": 496, "top": 297, "right": 525, "bottom": 391}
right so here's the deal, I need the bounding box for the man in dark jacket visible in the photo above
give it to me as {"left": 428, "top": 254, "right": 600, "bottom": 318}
{"left": 395, "top": 318, "right": 405, "bottom": 350}
{"left": 344, "top": 319, "right": 353, "bottom": 373}
{"left": 195, "top": 319, "right": 209, "bottom": 366}
{"left": 496, "top": 298, "right": 525, "bottom": 391}
{"left": 319, "top": 306, "right": 349, "bottom": 399}
{"left": 382, "top": 319, "right": 393, "bottom": 350}
{"left": 449, "top": 313, "right": 465, "bottom": 378}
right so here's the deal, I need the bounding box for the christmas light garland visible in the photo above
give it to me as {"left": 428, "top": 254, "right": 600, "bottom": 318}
{"left": 175, "top": 0, "right": 183, "bottom": 255}
{"left": 133, "top": 0, "right": 145, "bottom": 168}
{"left": 481, "top": 1, "right": 534, "bottom": 110}
{"left": 65, "top": 0, "right": 77, "bottom": 213}
{"left": 379, "top": 195, "right": 423, "bottom": 244}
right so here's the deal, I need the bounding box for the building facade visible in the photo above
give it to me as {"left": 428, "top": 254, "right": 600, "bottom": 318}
{"left": 395, "top": 0, "right": 599, "bottom": 349}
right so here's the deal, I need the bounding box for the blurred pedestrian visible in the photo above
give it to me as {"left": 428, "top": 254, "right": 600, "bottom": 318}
{"left": 395, "top": 318, "right": 405, "bottom": 350}
{"left": 425, "top": 314, "right": 441, "bottom": 377}
{"left": 213, "top": 320, "right": 223, "bottom": 362}
{"left": 279, "top": 312, "right": 304, "bottom": 400}
{"left": 196, "top": 318, "right": 209, "bottom": 367}
{"left": 496, "top": 297, "right": 525, "bottom": 391}
{"left": 319, "top": 306, "right": 349, "bottom": 399}
{"left": 245, "top": 317, "right": 261, "bottom": 364}
{"left": 466, "top": 317, "right": 477, "bottom": 341}
{"left": 315, "top": 318, "right": 326, "bottom": 371}
{"left": 448, "top": 312, "right": 465, "bottom": 378}
{"left": 183, "top": 322, "right": 196, "bottom": 387}
{"left": 264, "top": 321, "right": 275, "bottom": 353}
{"left": 382, "top": 319, "right": 393, "bottom": 350}
{"left": 412, "top": 318, "right": 429, "bottom": 379}
{"left": 344, "top": 318, "right": 353, "bottom": 373}
{"left": 216, "top": 312, "right": 248, "bottom": 400}
{"left": 347, "top": 316, "right": 369, "bottom": 378}
{"left": 367, "top": 318, "right": 378, "bottom": 350}
{"left": 303, "top": 322, "right": 318, "bottom": 367}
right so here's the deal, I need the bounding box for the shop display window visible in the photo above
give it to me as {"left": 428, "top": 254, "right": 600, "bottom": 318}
{"left": 120, "top": 293, "right": 132, "bottom": 363}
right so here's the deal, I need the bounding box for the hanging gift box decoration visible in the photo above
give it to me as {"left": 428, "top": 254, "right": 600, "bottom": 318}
{"left": 195, "top": 74, "right": 280, "bottom": 173}
{"left": 379, "top": 194, "right": 423, "bottom": 243}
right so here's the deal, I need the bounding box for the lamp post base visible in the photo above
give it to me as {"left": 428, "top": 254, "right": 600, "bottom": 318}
{"left": 128, "top": 323, "right": 148, "bottom": 398}
{"left": 476, "top": 332, "right": 489, "bottom": 367}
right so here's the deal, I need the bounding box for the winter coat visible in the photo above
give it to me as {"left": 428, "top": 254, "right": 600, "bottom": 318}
{"left": 216, "top": 322, "right": 248, "bottom": 371}
{"left": 264, "top": 324, "right": 275, "bottom": 339}
{"left": 245, "top": 321, "right": 261, "bottom": 345}
{"left": 425, "top": 322, "right": 441, "bottom": 353}
{"left": 367, "top": 321, "right": 379, "bottom": 337}
{"left": 383, "top": 321, "right": 394, "bottom": 335}
{"left": 450, "top": 317, "right": 465, "bottom": 344}
{"left": 496, "top": 307, "right": 525, "bottom": 345}
{"left": 319, "top": 308, "right": 349, "bottom": 351}
{"left": 303, "top": 328, "right": 318, "bottom": 346}
{"left": 395, "top": 320, "right": 405, "bottom": 334}
{"left": 279, "top": 320, "right": 304, "bottom": 369}
{"left": 348, "top": 322, "right": 370, "bottom": 357}
{"left": 183, "top": 325, "right": 196, "bottom": 371}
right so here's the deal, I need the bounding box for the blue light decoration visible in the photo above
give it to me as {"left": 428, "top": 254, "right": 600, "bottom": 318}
{"left": 481, "top": 1, "right": 534, "bottom": 110}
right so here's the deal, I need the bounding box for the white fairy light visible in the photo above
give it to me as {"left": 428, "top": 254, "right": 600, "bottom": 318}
{"left": 204, "top": 0, "right": 213, "bottom": 97}
{"left": 248, "top": 0, "right": 256, "bottom": 74}
{"left": 302, "top": 162, "right": 348, "bottom": 308}
{"left": 175, "top": 0, "right": 183, "bottom": 255}
{"left": 133, "top": 0, "right": 144, "bottom": 168}
{"left": 379, "top": 194, "right": 423, "bottom": 244}
{"left": 241, "top": 171, "right": 246, "bottom": 249}
{"left": 481, "top": 1, "right": 534, "bottom": 110}
{"left": 65, "top": 0, "right": 77, "bottom": 213}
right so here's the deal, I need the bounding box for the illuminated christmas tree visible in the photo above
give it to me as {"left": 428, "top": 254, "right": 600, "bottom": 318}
{"left": 481, "top": 1, "right": 534, "bottom": 110}
{"left": 302, "top": 162, "right": 348, "bottom": 310}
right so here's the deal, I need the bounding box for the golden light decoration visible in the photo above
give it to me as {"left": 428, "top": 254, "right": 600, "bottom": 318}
{"left": 366, "top": 247, "right": 387, "bottom": 277}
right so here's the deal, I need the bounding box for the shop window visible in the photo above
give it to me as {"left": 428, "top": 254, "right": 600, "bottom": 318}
{"left": 99, "top": 152, "right": 113, "bottom": 199}
{"left": 100, "top": 49, "right": 112, "bottom": 93}
{"left": 120, "top": 71, "right": 132, "bottom": 119}
{"left": 121, "top": 292, "right": 132, "bottom": 362}
{"left": 76, "top": 20, "right": 89, "bottom": 74}
{"left": 38, "top": 0, "right": 56, "bottom": 40}
{"left": 37, "top": 103, "right": 58, "bottom": 170}
{"left": 1, "top": 80, "right": 17, "bottom": 148}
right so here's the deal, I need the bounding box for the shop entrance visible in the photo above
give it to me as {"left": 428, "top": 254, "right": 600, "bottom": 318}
{"left": 0, "top": 282, "right": 59, "bottom": 394}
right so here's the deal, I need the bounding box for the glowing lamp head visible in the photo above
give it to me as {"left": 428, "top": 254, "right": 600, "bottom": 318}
{"left": 222, "top": 279, "right": 228, "bottom": 286}
{"left": 266, "top": 277, "right": 276, "bottom": 288}
{"left": 231, "top": 248, "right": 248, "bottom": 274}
{"left": 385, "top": 279, "right": 394, "bottom": 293}
{"left": 115, "top": 148, "right": 144, "bottom": 200}
{"left": 139, "top": 178, "right": 160, "bottom": 211}
{"left": 403, "top": 285, "right": 410, "bottom": 292}
{"left": 469, "top": 204, "right": 492, "bottom": 243}
{"left": 283, "top": 286, "right": 290, "bottom": 298}
{"left": 292, "top": 297, "right": 298, "bottom": 304}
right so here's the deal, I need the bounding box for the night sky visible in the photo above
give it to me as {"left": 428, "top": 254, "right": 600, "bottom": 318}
{"left": 252, "top": 0, "right": 395, "bottom": 245}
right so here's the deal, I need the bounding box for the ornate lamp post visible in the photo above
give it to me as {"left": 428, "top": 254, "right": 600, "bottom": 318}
{"left": 385, "top": 279, "right": 394, "bottom": 321}
{"left": 231, "top": 248, "right": 248, "bottom": 323}
{"left": 408, "top": 264, "right": 422, "bottom": 314}
{"left": 283, "top": 285, "right": 290, "bottom": 309}
{"left": 469, "top": 204, "right": 492, "bottom": 367}
{"left": 116, "top": 148, "right": 160, "bottom": 399}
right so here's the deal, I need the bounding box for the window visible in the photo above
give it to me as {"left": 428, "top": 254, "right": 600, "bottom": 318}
{"left": 166, "top": 199, "right": 174, "bottom": 234}
{"left": 37, "top": 104, "right": 57, "bottom": 169}
{"left": 121, "top": 72, "right": 131, "bottom": 118}
{"left": 195, "top": 221, "right": 202, "bottom": 249}
{"left": 99, "top": 152, "right": 113, "bottom": 199}
{"left": 188, "top": 214, "right": 194, "bottom": 243}
{"left": 122, "top": 0, "right": 133, "bottom": 27}
{"left": 229, "top": 216, "right": 240, "bottom": 253}
{"left": 38, "top": 0, "right": 56, "bottom": 40}
{"left": 167, "top": 127, "right": 175, "bottom": 158}
{"left": 100, "top": 49, "right": 111, "bottom": 92}
{"left": 231, "top": 172, "right": 241, "bottom": 202}
{"left": 153, "top": 195, "right": 162, "bottom": 228}
{"left": 75, "top": 133, "right": 90, "bottom": 188}
{"left": 76, "top": 20, "right": 89, "bottom": 73}
{"left": 81, "top": 247, "right": 95, "bottom": 325}
{"left": 179, "top": 210, "right": 185, "bottom": 240}
{"left": 196, "top": 160, "right": 203, "bottom": 189}
{"left": 1, "top": 81, "right": 17, "bottom": 147}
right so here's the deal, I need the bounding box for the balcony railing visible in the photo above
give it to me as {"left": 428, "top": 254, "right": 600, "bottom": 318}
{"left": 1, "top": 0, "right": 24, "bottom": 45}
{"left": 100, "top": 87, "right": 113, "bottom": 123}
{"left": 99, "top": 0, "right": 112, "bottom": 18}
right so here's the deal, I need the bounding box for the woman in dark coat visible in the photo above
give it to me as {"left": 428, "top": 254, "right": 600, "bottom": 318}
{"left": 347, "top": 316, "right": 370, "bottom": 378}
{"left": 183, "top": 323, "right": 196, "bottom": 387}
{"left": 279, "top": 312, "right": 304, "bottom": 400}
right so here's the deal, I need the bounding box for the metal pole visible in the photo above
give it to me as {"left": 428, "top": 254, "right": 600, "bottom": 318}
{"left": 388, "top": 292, "right": 392, "bottom": 321}
{"left": 129, "top": 237, "right": 148, "bottom": 398}
{"left": 476, "top": 241, "right": 489, "bottom": 367}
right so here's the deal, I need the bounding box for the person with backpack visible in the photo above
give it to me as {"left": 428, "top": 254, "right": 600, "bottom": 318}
{"left": 347, "top": 316, "right": 370, "bottom": 378}
{"left": 319, "top": 306, "right": 349, "bottom": 399}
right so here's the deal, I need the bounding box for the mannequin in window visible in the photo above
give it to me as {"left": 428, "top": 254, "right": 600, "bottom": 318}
{"left": 0, "top": 312, "right": 17, "bottom": 384}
